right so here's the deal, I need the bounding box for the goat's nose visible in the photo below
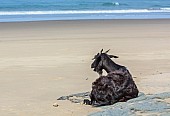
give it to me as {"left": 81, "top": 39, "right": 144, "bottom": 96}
{"left": 91, "top": 64, "right": 94, "bottom": 68}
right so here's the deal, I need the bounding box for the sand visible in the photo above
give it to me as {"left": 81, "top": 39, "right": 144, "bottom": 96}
{"left": 0, "top": 19, "right": 170, "bottom": 116}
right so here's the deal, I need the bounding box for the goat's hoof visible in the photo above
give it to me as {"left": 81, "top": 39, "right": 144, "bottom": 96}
{"left": 83, "top": 99, "right": 91, "bottom": 105}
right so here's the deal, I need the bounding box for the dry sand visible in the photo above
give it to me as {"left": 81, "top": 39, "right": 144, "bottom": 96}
{"left": 0, "top": 19, "right": 170, "bottom": 115}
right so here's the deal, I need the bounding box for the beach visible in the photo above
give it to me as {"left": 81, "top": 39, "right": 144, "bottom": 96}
{"left": 0, "top": 19, "right": 170, "bottom": 115}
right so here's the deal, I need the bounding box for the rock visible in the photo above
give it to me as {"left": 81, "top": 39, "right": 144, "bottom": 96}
{"left": 53, "top": 103, "right": 59, "bottom": 107}
{"left": 69, "top": 92, "right": 90, "bottom": 98}
{"left": 57, "top": 92, "right": 90, "bottom": 103}
{"left": 69, "top": 98, "right": 83, "bottom": 103}
{"left": 57, "top": 92, "right": 170, "bottom": 115}
{"left": 57, "top": 96, "right": 69, "bottom": 100}
{"left": 89, "top": 92, "right": 170, "bottom": 116}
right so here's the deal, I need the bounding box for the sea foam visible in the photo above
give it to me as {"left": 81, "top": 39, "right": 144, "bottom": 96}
{"left": 0, "top": 9, "right": 170, "bottom": 16}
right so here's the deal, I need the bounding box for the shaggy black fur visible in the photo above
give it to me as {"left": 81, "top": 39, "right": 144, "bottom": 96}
{"left": 85, "top": 68, "right": 139, "bottom": 106}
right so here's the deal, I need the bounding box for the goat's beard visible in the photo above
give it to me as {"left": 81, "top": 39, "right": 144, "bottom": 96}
{"left": 97, "top": 70, "right": 103, "bottom": 76}
{"left": 92, "top": 66, "right": 103, "bottom": 76}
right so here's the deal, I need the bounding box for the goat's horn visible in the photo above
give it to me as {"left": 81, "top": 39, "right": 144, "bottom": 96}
{"left": 92, "top": 53, "right": 99, "bottom": 60}
{"left": 100, "top": 49, "right": 103, "bottom": 53}
{"left": 105, "top": 49, "right": 110, "bottom": 53}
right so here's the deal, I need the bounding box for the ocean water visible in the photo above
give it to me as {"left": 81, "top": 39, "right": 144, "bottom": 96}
{"left": 0, "top": 0, "right": 170, "bottom": 22}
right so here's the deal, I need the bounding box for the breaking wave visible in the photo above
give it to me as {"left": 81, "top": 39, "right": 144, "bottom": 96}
{"left": 0, "top": 9, "right": 170, "bottom": 16}
{"left": 102, "top": 2, "right": 120, "bottom": 6}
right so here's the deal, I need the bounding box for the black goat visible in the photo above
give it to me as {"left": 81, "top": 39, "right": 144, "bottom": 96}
{"left": 84, "top": 49, "right": 139, "bottom": 106}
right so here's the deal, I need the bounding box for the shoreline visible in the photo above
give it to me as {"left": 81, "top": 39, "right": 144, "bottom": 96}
{"left": 1, "top": 12, "right": 170, "bottom": 23}
{"left": 1, "top": 18, "right": 170, "bottom": 23}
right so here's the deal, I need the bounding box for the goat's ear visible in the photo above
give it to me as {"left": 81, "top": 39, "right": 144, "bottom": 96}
{"left": 109, "top": 55, "right": 119, "bottom": 58}
{"left": 100, "top": 49, "right": 103, "bottom": 54}
{"left": 105, "top": 49, "right": 110, "bottom": 54}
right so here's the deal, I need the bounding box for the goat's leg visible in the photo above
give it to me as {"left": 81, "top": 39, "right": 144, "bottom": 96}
{"left": 84, "top": 93, "right": 96, "bottom": 105}
{"left": 83, "top": 99, "right": 91, "bottom": 105}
